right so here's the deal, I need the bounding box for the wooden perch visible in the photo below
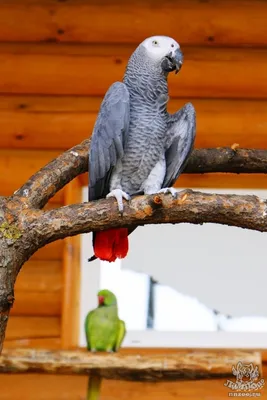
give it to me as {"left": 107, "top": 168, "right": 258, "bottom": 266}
{"left": 185, "top": 148, "right": 267, "bottom": 174}
{"left": 31, "top": 189, "right": 267, "bottom": 249}
{"left": 15, "top": 140, "right": 89, "bottom": 209}
{"left": 0, "top": 349, "right": 261, "bottom": 382}
{"left": 0, "top": 139, "right": 267, "bottom": 352}
{"left": 14, "top": 140, "right": 267, "bottom": 210}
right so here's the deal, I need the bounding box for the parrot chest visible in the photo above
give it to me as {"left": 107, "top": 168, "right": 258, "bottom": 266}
{"left": 120, "top": 112, "right": 168, "bottom": 193}
{"left": 89, "top": 308, "right": 119, "bottom": 351}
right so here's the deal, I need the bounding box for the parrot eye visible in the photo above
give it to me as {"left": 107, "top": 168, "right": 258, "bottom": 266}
{"left": 171, "top": 44, "right": 174, "bottom": 47}
{"left": 152, "top": 40, "right": 159, "bottom": 46}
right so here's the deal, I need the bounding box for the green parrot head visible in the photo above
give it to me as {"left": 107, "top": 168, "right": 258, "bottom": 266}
{"left": 97, "top": 289, "right": 117, "bottom": 307}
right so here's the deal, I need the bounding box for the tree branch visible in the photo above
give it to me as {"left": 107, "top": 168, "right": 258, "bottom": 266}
{"left": 14, "top": 139, "right": 90, "bottom": 209}
{"left": 0, "top": 349, "right": 261, "bottom": 381}
{"left": 13, "top": 141, "right": 267, "bottom": 210}
{"left": 26, "top": 190, "right": 267, "bottom": 250}
{"left": 1, "top": 143, "right": 267, "bottom": 355}
{"left": 185, "top": 148, "right": 267, "bottom": 174}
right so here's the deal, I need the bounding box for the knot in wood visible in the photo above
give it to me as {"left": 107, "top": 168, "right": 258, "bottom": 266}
{"left": 153, "top": 195, "right": 162, "bottom": 205}
{"left": 6, "top": 295, "right": 14, "bottom": 306}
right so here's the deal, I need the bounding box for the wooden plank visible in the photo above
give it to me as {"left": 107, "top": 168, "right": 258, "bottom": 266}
{"left": 0, "top": 349, "right": 261, "bottom": 380}
{"left": 0, "top": 350, "right": 264, "bottom": 399}
{"left": 0, "top": 44, "right": 266, "bottom": 98}
{"left": 11, "top": 292, "right": 61, "bottom": 317}
{"left": 31, "top": 240, "right": 63, "bottom": 261}
{"left": 0, "top": 349, "right": 264, "bottom": 399}
{"left": 61, "top": 178, "right": 82, "bottom": 349}
{"left": 10, "top": 260, "right": 62, "bottom": 317}
{"left": 5, "top": 317, "right": 60, "bottom": 340}
{"left": 0, "top": 1, "right": 266, "bottom": 47}
{"left": 15, "top": 260, "right": 61, "bottom": 293}
{"left": 0, "top": 94, "right": 101, "bottom": 112}
{"left": 0, "top": 375, "right": 249, "bottom": 400}
{"left": 80, "top": 171, "right": 267, "bottom": 190}
{"left": 0, "top": 97, "right": 266, "bottom": 150}
{"left": 0, "top": 110, "right": 95, "bottom": 150}
{"left": 0, "top": 149, "right": 63, "bottom": 202}
{"left": 4, "top": 337, "right": 61, "bottom": 350}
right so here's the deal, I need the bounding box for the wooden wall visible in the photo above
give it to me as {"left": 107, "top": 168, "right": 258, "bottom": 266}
{"left": 0, "top": 0, "right": 266, "bottom": 398}
{"left": 1, "top": 374, "right": 261, "bottom": 400}
{"left": 0, "top": 1, "right": 266, "bottom": 196}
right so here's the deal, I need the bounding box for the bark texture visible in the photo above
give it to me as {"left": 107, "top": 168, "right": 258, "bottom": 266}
{"left": 13, "top": 141, "right": 267, "bottom": 211}
{"left": 185, "top": 147, "right": 267, "bottom": 174}
{"left": 30, "top": 190, "right": 267, "bottom": 250}
{"left": 0, "top": 349, "right": 261, "bottom": 381}
{"left": 0, "top": 139, "right": 266, "bottom": 352}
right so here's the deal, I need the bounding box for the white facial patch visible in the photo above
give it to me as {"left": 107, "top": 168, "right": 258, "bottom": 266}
{"left": 141, "top": 35, "right": 180, "bottom": 61}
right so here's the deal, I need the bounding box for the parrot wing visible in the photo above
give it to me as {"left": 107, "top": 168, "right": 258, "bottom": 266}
{"left": 163, "top": 102, "right": 196, "bottom": 188}
{"left": 89, "top": 82, "right": 130, "bottom": 201}
{"left": 84, "top": 310, "right": 94, "bottom": 350}
{"left": 114, "top": 319, "right": 126, "bottom": 352}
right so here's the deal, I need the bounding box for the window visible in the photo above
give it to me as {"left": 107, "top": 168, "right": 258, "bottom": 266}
{"left": 79, "top": 187, "right": 267, "bottom": 348}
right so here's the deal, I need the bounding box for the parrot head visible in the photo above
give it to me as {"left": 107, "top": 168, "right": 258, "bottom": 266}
{"left": 141, "top": 35, "right": 183, "bottom": 74}
{"left": 97, "top": 289, "right": 117, "bottom": 307}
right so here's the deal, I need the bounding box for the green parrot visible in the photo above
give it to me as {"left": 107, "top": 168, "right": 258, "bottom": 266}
{"left": 85, "top": 289, "right": 126, "bottom": 400}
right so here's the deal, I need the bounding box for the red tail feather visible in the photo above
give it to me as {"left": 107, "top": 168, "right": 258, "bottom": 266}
{"left": 94, "top": 228, "right": 129, "bottom": 262}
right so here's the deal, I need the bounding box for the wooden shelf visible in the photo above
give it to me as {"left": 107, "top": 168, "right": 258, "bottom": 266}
{"left": 0, "top": 349, "right": 261, "bottom": 382}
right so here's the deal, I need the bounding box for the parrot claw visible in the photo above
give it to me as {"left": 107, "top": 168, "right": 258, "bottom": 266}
{"left": 106, "top": 189, "right": 131, "bottom": 214}
{"left": 158, "top": 187, "right": 178, "bottom": 198}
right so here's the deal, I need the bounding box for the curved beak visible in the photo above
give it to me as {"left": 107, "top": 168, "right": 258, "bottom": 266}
{"left": 168, "top": 48, "right": 183, "bottom": 74}
{"left": 162, "top": 48, "right": 184, "bottom": 75}
{"left": 98, "top": 295, "right": 104, "bottom": 305}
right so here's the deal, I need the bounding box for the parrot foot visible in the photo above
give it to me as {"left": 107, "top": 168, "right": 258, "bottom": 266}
{"left": 106, "top": 189, "right": 131, "bottom": 214}
{"left": 157, "top": 187, "right": 178, "bottom": 197}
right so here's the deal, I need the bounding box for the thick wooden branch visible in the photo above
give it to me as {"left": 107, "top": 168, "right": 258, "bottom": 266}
{"left": 1, "top": 144, "right": 267, "bottom": 356}
{"left": 184, "top": 148, "right": 267, "bottom": 174}
{"left": 13, "top": 140, "right": 267, "bottom": 210}
{"left": 0, "top": 349, "right": 261, "bottom": 381}
{"left": 14, "top": 139, "right": 90, "bottom": 209}
{"left": 28, "top": 190, "right": 267, "bottom": 248}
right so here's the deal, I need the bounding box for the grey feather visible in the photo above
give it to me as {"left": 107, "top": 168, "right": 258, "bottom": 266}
{"left": 89, "top": 82, "right": 130, "bottom": 201}
{"left": 163, "top": 103, "right": 196, "bottom": 188}
{"left": 88, "top": 36, "right": 197, "bottom": 262}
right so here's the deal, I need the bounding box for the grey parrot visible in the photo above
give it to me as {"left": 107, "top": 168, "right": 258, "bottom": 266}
{"left": 88, "top": 35, "right": 196, "bottom": 263}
